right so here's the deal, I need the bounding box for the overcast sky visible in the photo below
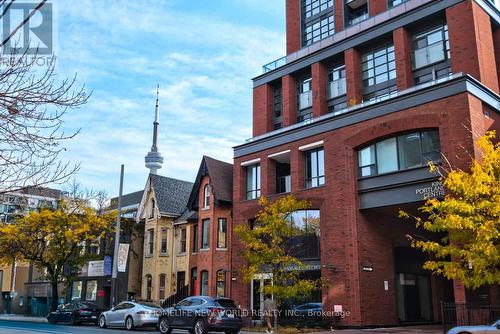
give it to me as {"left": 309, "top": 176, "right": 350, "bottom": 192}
{"left": 53, "top": 0, "right": 286, "bottom": 196}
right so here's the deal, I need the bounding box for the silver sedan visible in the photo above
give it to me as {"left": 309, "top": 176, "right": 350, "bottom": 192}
{"left": 448, "top": 320, "right": 500, "bottom": 334}
{"left": 98, "top": 301, "right": 161, "bottom": 330}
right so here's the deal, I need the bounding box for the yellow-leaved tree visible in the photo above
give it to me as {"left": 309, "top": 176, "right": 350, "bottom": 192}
{"left": 400, "top": 131, "right": 499, "bottom": 289}
{"left": 235, "top": 196, "right": 322, "bottom": 319}
{"left": 0, "top": 198, "right": 116, "bottom": 311}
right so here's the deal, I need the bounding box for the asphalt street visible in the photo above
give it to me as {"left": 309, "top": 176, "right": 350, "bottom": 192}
{"left": 0, "top": 320, "right": 161, "bottom": 334}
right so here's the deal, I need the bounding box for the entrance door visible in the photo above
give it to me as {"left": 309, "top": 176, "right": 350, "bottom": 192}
{"left": 250, "top": 274, "right": 272, "bottom": 320}
{"left": 396, "top": 273, "right": 432, "bottom": 322}
{"left": 177, "top": 271, "right": 186, "bottom": 292}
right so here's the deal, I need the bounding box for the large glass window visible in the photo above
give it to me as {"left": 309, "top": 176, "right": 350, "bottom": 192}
{"left": 302, "top": 0, "right": 334, "bottom": 46}
{"left": 217, "top": 218, "right": 227, "bottom": 249}
{"left": 413, "top": 24, "right": 449, "bottom": 69}
{"left": 362, "top": 44, "right": 396, "bottom": 87}
{"left": 273, "top": 83, "right": 282, "bottom": 130}
{"left": 147, "top": 229, "right": 154, "bottom": 256}
{"left": 357, "top": 130, "right": 441, "bottom": 177}
{"left": 71, "top": 281, "right": 83, "bottom": 300}
{"left": 200, "top": 270, "right": 209, "bottom": 296}
{"left": 203, "top": 185, "right": 210, "bottom": 209}
{"left": 286, "top": 210, "right": 321, "bottom": 259}
{"left": 305, "top": 148, "right": 325, "bottom": 188}
{"left": 246, "top": 164, "right": 261, "bottom": 200}
{"left": 85, "top": 280, "right": 97, "bottom": 301}
{"left": 160, "top": 228, "right": 167, "bottom": 255}
{"left": 192, "top": 224, "right": 198, "bottom": 253}
{"left": 201, "top": 219, "right": 210, "bottom": 249}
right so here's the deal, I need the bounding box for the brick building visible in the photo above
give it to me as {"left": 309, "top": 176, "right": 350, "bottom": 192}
{"left": 230, "top": 0, "right": 500, "bottom": 327}
{"left": 187, "top": 156, "right": 233, "bottom": 299}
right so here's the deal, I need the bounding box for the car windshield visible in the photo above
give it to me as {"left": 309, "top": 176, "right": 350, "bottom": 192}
{"left": 215, "top": 299, "right": 237, "bottom": 308}
{"left": 79, "top": 302, "right": 97, "bottom": 309}
{"left": 138, "top": 301, "right": 161, "bottom": 309}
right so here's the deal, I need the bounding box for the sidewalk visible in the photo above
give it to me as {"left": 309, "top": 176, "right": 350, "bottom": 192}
{"left": 0, "top": 314, "right": 47, "bottom": 323}
{"left": 242, "top": 325, "right": 443, "bottom": 334}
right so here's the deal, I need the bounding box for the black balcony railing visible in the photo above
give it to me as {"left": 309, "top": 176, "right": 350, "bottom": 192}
{"left": 441, "top": 302, "right": 500, "bottom": 334}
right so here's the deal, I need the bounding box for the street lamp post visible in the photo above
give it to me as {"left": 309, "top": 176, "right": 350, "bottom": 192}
{"left": 110, "top": 164, "right": 124, "bottom": 307}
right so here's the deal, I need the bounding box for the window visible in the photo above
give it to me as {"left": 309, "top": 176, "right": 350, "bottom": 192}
{"left": 297, "top": 77, "right": 312, "bottom": 123}
{"left": 201, "top": 219, "right": 210, "bottom": 249}
{"left": 147, "top": 229, "right": 154, "bottom": 256}
{"left": 149, "top": 199, "right": 155, "bottom": 219}
{"left": 302, "top": 0, "right": 334, "bottom": 46}
{"left": 362, "top": 44, "right": 396, "bottom": 88}
{"left": 88, "top": 239, "right": 100, "bottom": 255}
{"left": 363, "top": 85, "right": 397, "bottom": 103}
{"left": 71, "top": 281, "right": 83, "bottom": 300}
{"left": 273, "top": 83, "right": 282, "bottom": 129}
{"left": 305, "top": 148, "right": 325, "bottom": 188}
{"left": 413, "top": 24, "right": 449, "bottom": 69}
{"left": 246, "top": 164, "right": 261, "bottom": 200}
{"left": 327, "top": 65, "right": 346, "bottom": 99}
{"left": 216, "top": 270, "right": 226, "bottom": 297}
{"left": 388, "top": 0, "right": 408, "bottom": 7}
{"left": 180, "top": 228, "right": 187, "bottom": 253}
{"left": 345, "top": 1, "right": 368, "bottom": 26}
{"left": 357, "top": 130, "right": 441, "bottom": 177}
{"left": 286, "top": 210, "right": 321, "bottom": 259}
{"left": 203, "top": 185, "right": 210, "bottom": 209}
{"left": 159, "top": 274, "right": 166, "bottom": 300}
{"left": 146, "top": 275, "right": 152, "bottom": 301}
{"left": 192, "top": 224, "right": 198, "bottom": 253}
{"left": 276, "top": 162, "right": 291, "bottom": 194}
{"left": 160, "top": 228, "right": 168, "bottom": 255}
{"left": 85, "top": 280, "right": 97, "bottom": 301}
{"left": 217, "top": 218, "right": 227, "bottom": 249}
{"left": 200, "top": 270, "right": 209, "bottom": 296}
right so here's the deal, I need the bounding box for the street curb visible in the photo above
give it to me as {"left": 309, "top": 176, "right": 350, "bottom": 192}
{"left": 0, "top": 315, "right": 48, "bottom": 323}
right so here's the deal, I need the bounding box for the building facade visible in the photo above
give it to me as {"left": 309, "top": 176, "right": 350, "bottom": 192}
{"left": 231, "top": 0, "right": 500, "bottom": 327}
{"left": 137, "top": 174, "right": 193, "bottom": 303}
{"left": 187, "top": 156, "right": 233, "bottom": 299}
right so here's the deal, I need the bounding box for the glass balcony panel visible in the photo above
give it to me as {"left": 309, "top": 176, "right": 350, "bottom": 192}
{"left": 299, "top": 90, "right": 313, "bottom": 109}
{"left": 328, "top": 78, "right": 346, "bottom": 99}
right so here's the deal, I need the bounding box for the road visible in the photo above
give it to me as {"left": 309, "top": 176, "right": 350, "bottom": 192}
{"left": 0, "top": 320, "right": 161, "bottom": 334}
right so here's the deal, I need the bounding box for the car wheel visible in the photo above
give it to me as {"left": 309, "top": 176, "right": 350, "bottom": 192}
{"left": 69, "top": 315, "right": 78, "bottom": 326}
{"left": 98, "top": 315, "right": 107, "bottom": 328}
{"left": 159, "top": 317, "right": 172, "bottom": 334}
{"left": 125, "top": 316, "right": 134, "bottom": 330}
{"left": 194, "top": 319, "right": 207, "bottom": 334}
{"left": 47, "top": 315, "right": 57, "bottom": 325}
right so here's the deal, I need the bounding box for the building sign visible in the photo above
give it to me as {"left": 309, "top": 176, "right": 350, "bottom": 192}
{"left": 334, "top": 305, "right": 343, "bottom": 312}
{"left": 104, "top": 256, "right": 112, "bottom": 276}
{"left": 362, "top": 266, "right": 373, "bottom": 272}
{"left": 87, "top": 260, "right": 104, "bottom": 277}
{"left": 117, "top": 243, "right": 130, "bottom": 272}
{"left": 415, "top": 181, "right": 445, "bottom": 200}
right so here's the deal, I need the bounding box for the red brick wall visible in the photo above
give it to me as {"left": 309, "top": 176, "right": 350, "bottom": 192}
{"left": 312, "top": 62, "right": 328, "bottom": 117}
{"left": 345, "top": 48, "right": 363, "bottom": 106}
{"left": 232, "top": 92, "right": 495, "bottom": 325}
{"left": 369, "top": 0, "right": 386, "bottom": 16}
{"left": 335, "top": 0, "right": 344, "bottom": 32}
{"left": 282, "top": 75, "right": 297, "bottom": 127}
{"left": 191, "top": 176, "right": 232, "bottom": 298}
{"left": 393, "top": 27, "right": 414, "bottom": 90}
{"left": 447, "top": 1, "right": 499, "bottom": 93}
{"left": 494, "top": 28, "right": 500, "bottom": 94}
{"left": 286, "top": 0, "right": 301, "bottom": 54}
{"left": 253, "top": 84, "right": 273, "bottom": 137}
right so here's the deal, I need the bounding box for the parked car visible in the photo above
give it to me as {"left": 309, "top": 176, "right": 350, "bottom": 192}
{"left": 98, "top": 300, "right": 161, "bottom": 330}
{"left": 292, "top": 303, "right": 322, "bottom": 317}
{"left": 158, "top": 296, "right": 242, "bottom": 334}
{"left": 447, "top": 319, "right": 500, "bottom": 334}
{"left": 47, "top": 301, "right": 100, "bottom": 325}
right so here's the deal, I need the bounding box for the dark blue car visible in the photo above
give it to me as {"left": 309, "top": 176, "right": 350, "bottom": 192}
{"left": 158, "top": 296, "right": 242, "bottom": 334}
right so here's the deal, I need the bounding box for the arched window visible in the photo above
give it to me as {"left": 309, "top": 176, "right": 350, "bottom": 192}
{"left": 145, "top": 274, "right": 152, "bottom": 301}
{"left": 216, "top": 270, "right": 225, "bottom": 297}
{"left": 159, "top": 274, "right": 166, "bottom": 300}
{"left": 203, "top": 184, "right": 210, "bottom": 209}
{"left": 200, "top": 270, "right": 209, "bottom": 296}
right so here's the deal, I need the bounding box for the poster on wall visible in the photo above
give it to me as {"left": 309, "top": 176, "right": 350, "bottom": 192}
{"left": 117, "top": 243, "right": 130, "bottom": 272}
{"left": 88, "top": 260, "right": 105, "bottom": 277}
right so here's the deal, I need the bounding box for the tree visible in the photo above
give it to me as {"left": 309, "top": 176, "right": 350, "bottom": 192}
{"left": 235, "top": 196, "right": 322, "bottom": 315}
{"left": 0, "top": 197, "right": 116, "bottom": 311}
{"left": 400, "top": 131, "right": 499, "bottom": 289}
{"left": 0, "top": 1, "right": 89, "bottom": 193}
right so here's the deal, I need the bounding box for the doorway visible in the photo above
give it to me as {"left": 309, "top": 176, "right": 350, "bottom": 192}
{"left": 177, "top": 271, "right": 186, "bottom": 293}
{"left": 250, "top": 274, "right": 272, "bottom": 320}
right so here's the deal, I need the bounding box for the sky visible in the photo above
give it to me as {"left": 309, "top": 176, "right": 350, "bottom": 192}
{"left": 51, "top": 0, "right": 286, "bottom": 197}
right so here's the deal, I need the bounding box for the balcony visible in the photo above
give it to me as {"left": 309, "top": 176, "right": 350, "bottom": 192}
{"left": 347, "top": 12, "right": 369, "bottom": 26}
{"left": 299, "top": 90, "right": 313, "bottom": 110}
{"left": 414, "top": 43, "right": 446, "bottom": 69}
{"left": 276, "top": 175, "right": 291, "bottom": 194}
{"left": 346, "top": 0, "right": 368, "bottom": 9}
{"left": 328, "top": 78, "right": 347, "bottom": 99}
{"left": 261, "top": 0, "right": 435, "bottom": 74}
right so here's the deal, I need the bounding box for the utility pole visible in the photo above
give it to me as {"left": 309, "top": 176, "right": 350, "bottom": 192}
{"left": 111, "top": 164, "right": 124, "bottom": 307}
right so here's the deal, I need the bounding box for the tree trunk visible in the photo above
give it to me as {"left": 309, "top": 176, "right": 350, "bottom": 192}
{"left": 50, "top": 280, "right": 59, "bottom": 312}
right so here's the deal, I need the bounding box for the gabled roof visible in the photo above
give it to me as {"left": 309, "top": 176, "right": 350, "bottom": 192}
{"left": 187, "top": 156, "right": 233, "bottom": 210}
{"left": 145, "top": 174, "right": 193, "bottom": 217}
{"left": 174, "top": 208, "right": 198, "bottom": 224}
{"left": 109, "top": 190, "right": 143, "bottom": 210}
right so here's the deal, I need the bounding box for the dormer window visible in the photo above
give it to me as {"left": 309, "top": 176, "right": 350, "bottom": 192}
{"left": 203, "top": 184, "right": 210, "bottom": 209}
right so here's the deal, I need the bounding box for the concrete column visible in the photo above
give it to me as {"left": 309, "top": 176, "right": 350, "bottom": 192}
{"left": 282, "top": 75, "right": 297, "bottom": 127}
{"left": 345, "top": 48, "right": 363, "bottom": 106}
{"left": 312, "top": 62, "right": 328, "bottom": 117}
{"left": 393, "top": 27, "right": 414, "bottom": 90}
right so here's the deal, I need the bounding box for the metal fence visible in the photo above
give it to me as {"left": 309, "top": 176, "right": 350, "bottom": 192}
{"left": 161, "top": 284, "right": 190, "bottom": 309}
{"left": 441, "top": 302, "right": 500, "bottom": 334}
